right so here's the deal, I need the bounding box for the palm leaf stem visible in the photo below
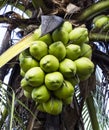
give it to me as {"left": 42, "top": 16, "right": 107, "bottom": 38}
{"left": 9, "top": 90, "right": 15, "bottom": 130}
{"left": 89, "top": 32, "right": 109, "bottom": 42}
{"left": 86, "top": 93, "right": 100, "bottom": 130}
{"left": 78, "top": 0, "right": 109, "bottom": 22}
{"left": 0, "top": 31, "right": 37, "bottom": 68}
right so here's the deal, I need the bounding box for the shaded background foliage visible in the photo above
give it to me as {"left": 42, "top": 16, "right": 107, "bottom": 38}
{"left": 0, "top": 0, "right": 109, "bottom": 130}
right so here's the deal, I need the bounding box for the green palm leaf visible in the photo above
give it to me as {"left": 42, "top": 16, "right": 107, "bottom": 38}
{"left": 0, "top": 32, "right": 36, "bottom": 68}
{"left": 0, "top": 0, "right": 8, "bottom": 9}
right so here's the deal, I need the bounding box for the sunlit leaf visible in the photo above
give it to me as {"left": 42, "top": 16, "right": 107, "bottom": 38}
{"left": 0, "top": 32, "right": 36, "bottom": 68}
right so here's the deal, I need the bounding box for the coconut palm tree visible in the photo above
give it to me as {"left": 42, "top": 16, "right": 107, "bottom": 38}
{"left": 0, "top": 0, "right": 109, "bottom": 130}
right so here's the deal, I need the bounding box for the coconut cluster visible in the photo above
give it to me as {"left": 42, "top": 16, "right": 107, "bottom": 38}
{"left": 19, "top": 21, "right": 94, "bottom": 115}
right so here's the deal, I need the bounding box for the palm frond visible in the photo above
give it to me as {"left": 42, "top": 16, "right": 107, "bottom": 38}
{"left": 74, "top": 65, "right": 109, "bottom": 130}
{"left": 9, "top": 89, "right": 15, "bottom": 130}
{"left": 0, "top": 0, "right": 8, "bottom": 9}
{"left": 0, "top": 81, "right": 38, "bottom": 130}
{"left": 82, "top": 102, "right": 92, "bottom": 130}
{"left": 92, "top": 66, "right": 109, "bottom": 130}
{"left": 80, "top": 64, "right": 109, "bottom": 130}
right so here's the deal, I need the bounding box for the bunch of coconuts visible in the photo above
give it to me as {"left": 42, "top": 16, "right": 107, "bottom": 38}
{"left": 19, "top": 21, "right": 94, "bottom": 115}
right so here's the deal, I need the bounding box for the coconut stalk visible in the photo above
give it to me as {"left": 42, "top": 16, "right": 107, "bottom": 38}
{"left": 86, "top": 93, "right": 100, "bottom": 130}
{"left": 77, "top": 0, "right": 109, "bottom": 22}
{"left": 89, "top": 32, "right": 109, "bottom": 42}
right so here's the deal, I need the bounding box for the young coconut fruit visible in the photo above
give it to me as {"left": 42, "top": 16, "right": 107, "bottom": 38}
{"left": 33, "top": 26, "right": 52, "bottom": 45}
{"left": 19, "top": 49, "right": 30, "bottom": 61}
{"left": 39, "top": 33, "right": 52, "bottom": 46}
{"left": 42, "top": 98, "right": 63, "bottom": 115}
{"left": 78, "top": 73, "right": 91, "bottom": 81}
{"left": 61, "top": 21, "right": 73, "bottom": 33}
{"left": 80, "top": 43, "right": 92, "bottom": 59}
{"left": 24, "top": 90, "right": 32, "bottom": 99}
{"left": 63, "top": 96, "right": 73, "bottom": 105}
{"left": 59, "top": 58, "right": 76, "bottom": 79}
{"left": 52, "top": 27, "right": 69, "bottom": 45}
{"left": 32, "top": 28, "right": 41, "bottom": 40}
{"left": 53, "top": 80, "right": 74, "bottom": 99}
{"left": 37, "top": 103, "right": 45, "bottom": 112}
{"left": 25, "top": 67, "right": 45, "bottom": 87}
{"left": 93, "top": 15, "right": 109, "bottom": 28}
{"left": 20, "top": 56, "right": 39, "bottom": 72}
{"left": 74, "top": 57, "right": 94, "bottom": 76}
{"left": 45, "top": 72, "right": 64, "bottom": 91}
{"left": 68, "top": 76, "right": 80, "bottom": 86}
{"left": 69, "top": 27, "right": 88, "bottom": 45}
{"left": 21, "top": 78, "right": 34, "bottom": 92}
{"left": 31, "top": 85, "right": 50, "bottom": 103}
{"left": 20, "top": 69, "right": 25, "bottom": 77}
{"left": 40, "top": 55, "right": 59, "bottom": 73}
{"left": 49, "top": 41, "right": 66, "bottom": 61}
{"left": 29, "top": 41, "right": 48, "bottom": 61}
{"left": 66, "top": 44, "right": 81, "bottom": 60}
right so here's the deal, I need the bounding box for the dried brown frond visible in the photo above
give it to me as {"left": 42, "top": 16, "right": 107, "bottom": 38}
{"left": 44, "top": 0, "right": 68, "bottom": 15}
